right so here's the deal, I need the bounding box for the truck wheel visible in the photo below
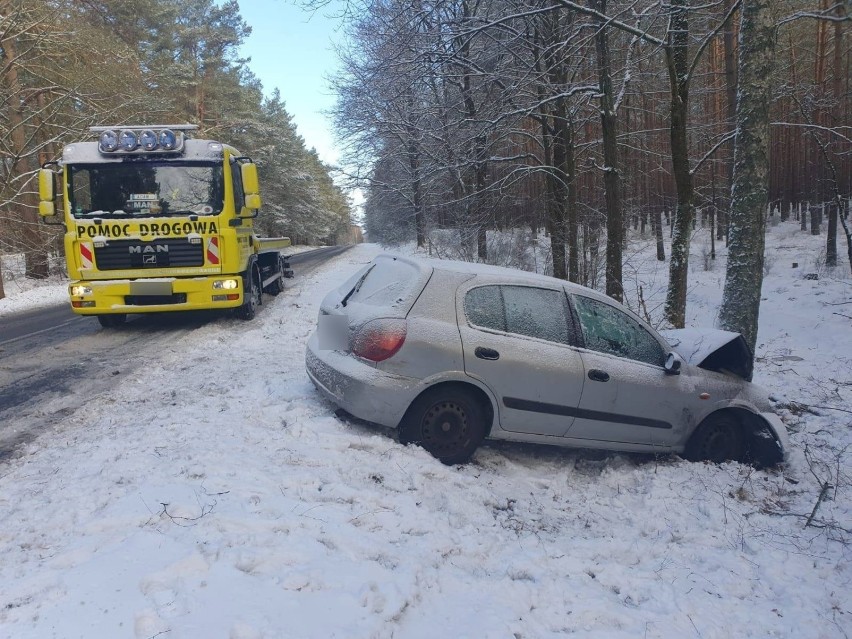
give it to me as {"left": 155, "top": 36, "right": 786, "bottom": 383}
{"left": 97, "top": 314, "right": 126, "bottom": 328}
{"left": 236, "top": 269, "right": 261, "bottom": 320}
{"left": 264, "top": 277, "right": 282, "bottom": 296}
{"left": 264, "top": 258, "right": 285, "bottom": 296}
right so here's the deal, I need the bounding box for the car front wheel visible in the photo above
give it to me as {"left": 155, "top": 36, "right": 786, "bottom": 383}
{"left": 685, "top": 413, "right": 745, "bottom": 463}
{"left": 399, "top": 387, "right": 486, "bottom": 465}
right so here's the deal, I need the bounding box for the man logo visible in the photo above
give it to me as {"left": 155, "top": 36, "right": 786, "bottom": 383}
{"left": 128, "top": 244, "right": 169, "bottom": 254}
{"left": 143, "top": 254, "right": 157, "bottom": 264}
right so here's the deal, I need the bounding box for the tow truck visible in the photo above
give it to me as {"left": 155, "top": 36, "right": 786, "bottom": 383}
{"left": 37, "top": 125, "right": 293, "bottom": 326}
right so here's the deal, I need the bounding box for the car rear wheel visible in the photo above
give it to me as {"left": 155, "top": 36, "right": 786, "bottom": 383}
{"left": 685, "top": 413, "right": 745, "bottom": 463}
{"left": 399, "top": 387, "right": 486, "bottom": 465}
{"left": 97, "top": 314, "right": 126, "bottom": 328}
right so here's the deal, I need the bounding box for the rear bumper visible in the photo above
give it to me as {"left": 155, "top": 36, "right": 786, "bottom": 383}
{"left": 305, "top": 332, "right": 422, "bottom": 428}
{"left": 69, "top": 276, "right": 245, "bottom": 314}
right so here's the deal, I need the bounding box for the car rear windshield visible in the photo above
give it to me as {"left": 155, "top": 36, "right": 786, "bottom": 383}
{"left": 342, "top": 257, "right": 425, "bottom": 309}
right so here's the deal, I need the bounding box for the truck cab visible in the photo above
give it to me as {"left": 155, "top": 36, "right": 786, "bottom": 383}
{"left": 38, "top": 125, "right": 291, "bottom": 326}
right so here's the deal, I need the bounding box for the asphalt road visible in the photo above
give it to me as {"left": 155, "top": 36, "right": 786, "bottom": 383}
{"left": 0, "top": 245, "right": 350, "bottom": 460}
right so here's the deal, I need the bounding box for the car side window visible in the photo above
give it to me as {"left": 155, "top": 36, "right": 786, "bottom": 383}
{"left": 572, "top": 295, "right": 665, "bottom": 366}
{"left": 503, "top": 286, "right": 571, "bottom": 344}
{"left": 465, "top": 285, "right": 572, "bottom": 345}
{"left": 464, "top": 285, "right": 505, "bottom": 331}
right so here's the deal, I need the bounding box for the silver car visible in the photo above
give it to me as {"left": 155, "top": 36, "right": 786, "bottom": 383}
{"left": 306, "top": 254, "right": 788, "bottom": 465}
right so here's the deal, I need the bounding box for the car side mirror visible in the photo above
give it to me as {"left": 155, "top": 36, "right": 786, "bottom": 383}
{"left": 664, "top": 352, "right": 682, "bottom": 375}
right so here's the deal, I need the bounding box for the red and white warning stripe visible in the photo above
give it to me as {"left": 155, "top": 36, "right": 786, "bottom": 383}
{"left": 207, "top": 236, "right": 220, "bottom": 265}
{"left": 79, "top": 242, "right": 93, "bottom": 270}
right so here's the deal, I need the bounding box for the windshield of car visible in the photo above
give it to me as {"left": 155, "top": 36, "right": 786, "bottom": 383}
{"left": 572, "top": 295, "right": 665, "bottom": 366}
{"left": 68, "top": 161, "right": 225, "bottom": 219}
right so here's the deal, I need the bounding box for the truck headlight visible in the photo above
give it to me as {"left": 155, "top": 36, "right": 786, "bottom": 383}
{"left": 213, "top": 279, "right": 238, "bottom": 290}
{"left": 71, "top": 285, "right": 92, "bottom": 296}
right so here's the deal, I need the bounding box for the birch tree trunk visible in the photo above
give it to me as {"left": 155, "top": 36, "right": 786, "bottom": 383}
{"left": 718, "top": 0, "right": 777, "bottom": 356}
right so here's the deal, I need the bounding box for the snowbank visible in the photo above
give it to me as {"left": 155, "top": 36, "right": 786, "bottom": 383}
{"left": 0, "top": 225, "right": 850, "bottom": 638}
{"left": 0, "top": 254, "right": 69, "bottom": 317}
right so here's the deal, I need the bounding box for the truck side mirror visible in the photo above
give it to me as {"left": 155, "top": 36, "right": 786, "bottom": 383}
{"left": 241, "top": 163, "right": 260, "bottom": 196}
{"left": 245, "top": 193, "right": 262, "bottom": 211}
{"left": 38, "top": 168, "right": 56, "bottom": 218}
{"left": 240, "top": 163, "right": 261, "bottom": 214}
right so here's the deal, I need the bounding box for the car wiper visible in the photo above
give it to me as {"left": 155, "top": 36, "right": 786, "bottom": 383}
{"left": 341, "top": 264, "right": 375, "bottom": 307}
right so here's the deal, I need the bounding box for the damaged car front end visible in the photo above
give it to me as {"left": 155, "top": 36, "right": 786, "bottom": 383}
{"left": 662, "top": 328, "right": 788, "bottom": 466}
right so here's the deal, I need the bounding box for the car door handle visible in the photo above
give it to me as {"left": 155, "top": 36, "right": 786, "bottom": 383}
{"left": 475, "top": 347, "right": 500, "bottom": 361}
{"left": 588, "top": 369, "right": 610, "bottom": 382}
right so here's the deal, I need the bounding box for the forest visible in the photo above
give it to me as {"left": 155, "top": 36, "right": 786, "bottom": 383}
{"left": 2, "top": 0, "right": 850, "bottom": 354}
{"left": 333, "top": 0, "right": 850, "bottom": 349}
{"left": 0, "top": 0, "right": 352, "bottom": 299}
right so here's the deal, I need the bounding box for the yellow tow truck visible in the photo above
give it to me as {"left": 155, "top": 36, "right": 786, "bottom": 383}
{"left": 38, "top": 125, "right": 293, "bottom": 327}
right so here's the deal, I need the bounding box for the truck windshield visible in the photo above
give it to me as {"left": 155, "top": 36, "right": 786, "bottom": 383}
{"left": 68, "top": 161, "right": 225, "bottom": 219}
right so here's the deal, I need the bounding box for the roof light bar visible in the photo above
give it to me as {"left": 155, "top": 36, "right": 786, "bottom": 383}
{"left": 89, "top": 124, "right": 199, "bottom": 133}
{"left": 92, "top": 125, "right": 196, "bottom": 155}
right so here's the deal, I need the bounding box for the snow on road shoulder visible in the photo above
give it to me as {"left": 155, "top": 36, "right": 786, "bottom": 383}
{"left": 0, "top": 238, "right": 850, "bottom": 638}
{"left": 0, "top": 251, "right": 68, "bottom": 317}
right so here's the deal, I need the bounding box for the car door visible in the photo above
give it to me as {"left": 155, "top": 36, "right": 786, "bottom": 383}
{"left": 457, "top": 282, "right": 585, "bottom": 437}
{"left": 566, "top": 293, "right": 686, "bottom": 447}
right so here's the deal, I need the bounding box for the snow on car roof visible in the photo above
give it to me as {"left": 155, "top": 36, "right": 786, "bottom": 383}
{"left": 377, "top": 253, "right": 612, "bottom": 300}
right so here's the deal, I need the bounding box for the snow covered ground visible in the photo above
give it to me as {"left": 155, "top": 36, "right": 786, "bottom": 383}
{"left": 0, "top": 254, "right": 69, "bottom": 317}
{"left": 0, "top": 223, "right": 850, "bottom": 638}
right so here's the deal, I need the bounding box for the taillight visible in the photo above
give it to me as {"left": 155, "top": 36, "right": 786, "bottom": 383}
{"left": 351, "top": 319, "right": 407, "bottom": 362}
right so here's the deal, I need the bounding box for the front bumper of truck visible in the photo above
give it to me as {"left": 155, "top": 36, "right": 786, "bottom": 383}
{"left": 68, "top": 276, "right": 246, "bottom": 315}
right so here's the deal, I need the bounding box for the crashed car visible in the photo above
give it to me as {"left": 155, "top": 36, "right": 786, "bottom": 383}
{"left": 306, "top": 254, "right": 788, "bottom": 466}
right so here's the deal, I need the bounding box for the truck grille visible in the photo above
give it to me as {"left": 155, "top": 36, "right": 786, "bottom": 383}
{"left": 124, "top": 294, "right": 187, "bottom": 306}
{"left": 94, "top": 239, "right": 204, "bottom": 270}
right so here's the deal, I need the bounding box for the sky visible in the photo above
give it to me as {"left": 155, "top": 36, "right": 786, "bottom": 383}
{"left": 238, "top": 0, "right": 348, "bottom": 167}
